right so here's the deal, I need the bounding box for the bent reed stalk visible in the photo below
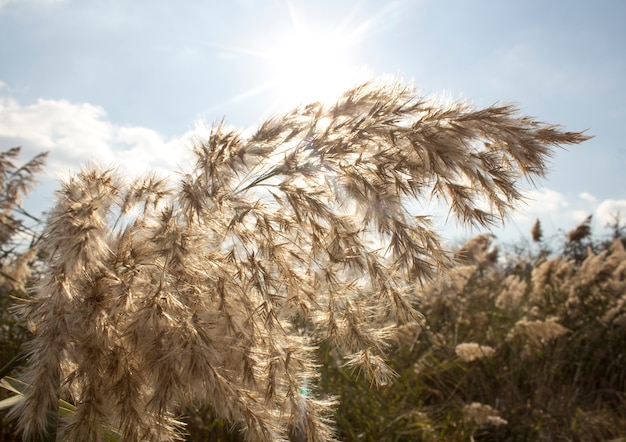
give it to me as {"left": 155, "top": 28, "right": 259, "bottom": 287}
{"left": 10, "top": 81, "right": 590, "bottom": 441}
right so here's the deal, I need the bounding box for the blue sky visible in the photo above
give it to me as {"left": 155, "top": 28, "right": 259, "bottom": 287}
{"left": 0, "top": 0, "right": 624, "bottom": 245}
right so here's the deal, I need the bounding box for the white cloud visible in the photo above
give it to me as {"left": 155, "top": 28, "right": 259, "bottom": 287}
{"left": 493, "top": 188, "right": 597, "bottom": 242}
{"left": 595, "top": 199, "right": 626, "bottom": 227}
{"left": 0, "top": 94, "right": 201, "bottom": 179}
{"left": 579, "top": 192, "right": 597, "bottom": 203}
{"left": 501, "top": 188, "right": 626, "bottom": 243}
{"left": 0, "top": 97, "right": 111, "bottom": 157}
{"left": 517, "top": 188, "right": 569, "bottom": 220}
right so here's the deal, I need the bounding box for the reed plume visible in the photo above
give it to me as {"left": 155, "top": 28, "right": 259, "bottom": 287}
{"left": 10, "top": 81, "right": 590, "bottom": 441}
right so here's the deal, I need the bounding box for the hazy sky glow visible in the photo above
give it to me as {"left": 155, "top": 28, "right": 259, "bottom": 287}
{"left": 1, "top": 0, "right": 624, "bottom": 245}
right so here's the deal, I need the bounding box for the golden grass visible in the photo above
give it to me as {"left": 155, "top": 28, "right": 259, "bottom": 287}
{"left": 6, "top": 81, "right": 590, "bottom": 441}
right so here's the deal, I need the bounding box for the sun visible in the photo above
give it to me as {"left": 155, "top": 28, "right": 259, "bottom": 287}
{"left": 264, "top": 21, "right": 369, "bottom": 107}
{"left": 218, "top": 3, "right": 373, "bottom": 113}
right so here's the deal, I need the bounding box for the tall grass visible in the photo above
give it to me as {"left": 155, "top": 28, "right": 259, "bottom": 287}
{"left": 5, "top": 81, "right": 589, "bottom": 441}
{"left": 0, "top": 147, "right": 47, "bottom": 438}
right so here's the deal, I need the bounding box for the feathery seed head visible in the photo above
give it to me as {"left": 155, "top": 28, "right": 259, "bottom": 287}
{"left": 9, "top": 81, "right": 590, "bottom": 440}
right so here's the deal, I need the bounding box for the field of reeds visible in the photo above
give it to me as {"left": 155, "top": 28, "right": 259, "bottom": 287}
{"left": 1, "top": 81, "right": 623, "bottom": 441}
{"left": 317, "top": 218, "right": 626, "bottom": 441}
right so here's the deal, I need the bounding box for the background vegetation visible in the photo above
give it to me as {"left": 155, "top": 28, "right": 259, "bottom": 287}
{"left": 0, "top": 147, "right": 47, "bottom": 440}
{"left": 318, "top": 217, "right": 626, "bottom": 441}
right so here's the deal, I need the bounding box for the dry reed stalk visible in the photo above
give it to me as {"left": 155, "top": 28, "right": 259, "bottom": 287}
{"left": 10, "top": 81, "right": 590, "bottom": 441}
{"left": 531, "top": 218, "right": 543, "bottom": 243}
